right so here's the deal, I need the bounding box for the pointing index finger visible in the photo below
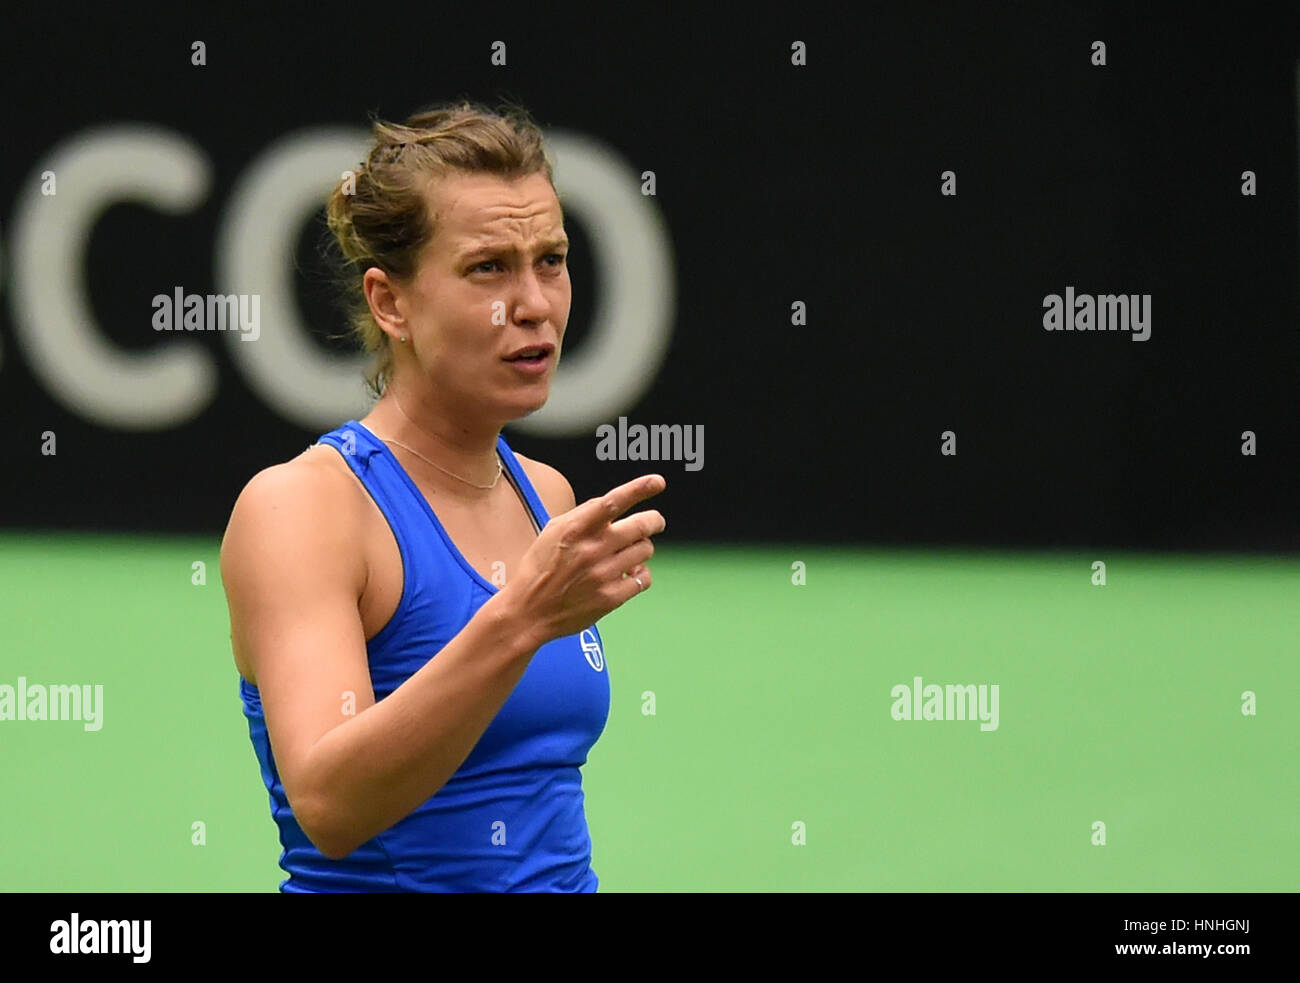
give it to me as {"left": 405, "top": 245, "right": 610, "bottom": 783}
{"left": 577, "top": 474, "right": 666, "bottom": 531}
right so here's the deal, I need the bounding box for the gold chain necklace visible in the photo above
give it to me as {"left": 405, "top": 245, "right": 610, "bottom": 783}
{"left": 383, "top": 397, "right": 504, "bottom": 490}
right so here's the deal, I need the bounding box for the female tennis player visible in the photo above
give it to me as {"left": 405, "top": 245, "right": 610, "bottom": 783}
{"left": 219, "top": 100, "right": 666, "bottom": 892}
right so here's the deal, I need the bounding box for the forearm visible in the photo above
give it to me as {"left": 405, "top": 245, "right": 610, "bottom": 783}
{"left": 297, "top": 592, "right": 545, "bottom": 858}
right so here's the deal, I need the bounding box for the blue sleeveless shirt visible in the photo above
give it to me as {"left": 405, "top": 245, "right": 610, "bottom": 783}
{"left": 238, "top": 420, "right": 610, "bottom": 892}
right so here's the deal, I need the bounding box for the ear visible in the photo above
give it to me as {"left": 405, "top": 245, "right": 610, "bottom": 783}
{"left": 363, "top": 267, "right": 407, "bottom": 343}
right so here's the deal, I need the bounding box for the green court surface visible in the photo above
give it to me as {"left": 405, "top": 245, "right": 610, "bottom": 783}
{"left": 1, "top": 532, "right": 1296, "bottom": 891}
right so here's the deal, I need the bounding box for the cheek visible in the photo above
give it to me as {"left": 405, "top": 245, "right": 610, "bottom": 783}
{"left": 554, "top": 277, "right": 573, "bottom": 319}
{"left": 439, "top": 308, "right": 501, "bottom": 377}
{"left": 435, "top": 299, "right": 493, "bottom": 349}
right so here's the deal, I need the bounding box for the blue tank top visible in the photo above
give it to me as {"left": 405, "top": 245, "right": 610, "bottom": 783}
{"left": 238, "top": 419, "right": 611, "bottom": 892}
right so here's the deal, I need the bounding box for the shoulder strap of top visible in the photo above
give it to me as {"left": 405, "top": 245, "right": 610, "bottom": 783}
{"left": 495, "top": 433, "right": 552, "bottom": 532}
{"left": 316, "top": 419, "right": 386, "bottom": 474}
{"left": 314, "top": 418, "right": 427, "bottom": 566}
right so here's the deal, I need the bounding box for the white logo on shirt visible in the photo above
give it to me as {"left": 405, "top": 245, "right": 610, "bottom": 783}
{"left": 580, "top": 629, "right": 605, "bottom": 672}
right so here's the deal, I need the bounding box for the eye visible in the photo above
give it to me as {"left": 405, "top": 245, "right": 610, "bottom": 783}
{"left": 543, "top": 253, "right": 566, "bottom": 268}
{"left": 470, "top": 259, "right": 501, "bottom": 274}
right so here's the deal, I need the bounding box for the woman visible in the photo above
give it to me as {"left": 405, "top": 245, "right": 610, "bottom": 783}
{"left": 219, "top": 100, "right": 666, "bottom": 892}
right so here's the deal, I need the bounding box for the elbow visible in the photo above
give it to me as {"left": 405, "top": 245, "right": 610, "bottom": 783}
{"left": 316, "top": 838, "right": 356, "bottom": 862}
{"left": 310, "top": 826, "right": 354, "bottom": 861}
{"left": 293, "top": 791, "right": 359, "bottom": 861}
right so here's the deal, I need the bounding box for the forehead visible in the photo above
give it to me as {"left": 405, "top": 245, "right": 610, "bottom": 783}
{"left": 425, "top": 171, "right": 563, "bottom": 253}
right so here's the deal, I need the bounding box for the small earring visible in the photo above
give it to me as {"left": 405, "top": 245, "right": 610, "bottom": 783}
{"left": 399, "top": 336, "right": 406, "bottom": 343}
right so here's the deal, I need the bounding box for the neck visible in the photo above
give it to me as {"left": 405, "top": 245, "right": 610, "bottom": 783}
{"left": 363, "top": 383, "right": 503, "bottom": 495}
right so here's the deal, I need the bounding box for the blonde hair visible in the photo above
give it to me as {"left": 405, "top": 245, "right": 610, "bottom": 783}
{"left": 325, "top": 99, "right": 557, "bottom": 397}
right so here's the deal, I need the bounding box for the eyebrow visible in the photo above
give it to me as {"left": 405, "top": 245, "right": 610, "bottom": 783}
{"left": 458, "top": 237, "right": 569, "bottom": 262}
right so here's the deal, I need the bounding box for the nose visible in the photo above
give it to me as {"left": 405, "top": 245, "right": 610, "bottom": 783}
{"left": 511, "top": 267, "right": 554, "bottom": 326}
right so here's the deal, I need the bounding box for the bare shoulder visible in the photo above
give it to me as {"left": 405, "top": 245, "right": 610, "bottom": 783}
{"left": 220, "top": 443, "right": 372, "bottom": 684}
{"left": 220, "top": 443, "right": 368, "bottom": 592}
{"left": 223, "top": 443, "right": 364, "bottom": 534}
{"left": 513, "top": 452, "right": 577, "bottom": 518}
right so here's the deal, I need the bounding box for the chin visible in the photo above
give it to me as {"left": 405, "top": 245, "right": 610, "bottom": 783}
{"left": 503, "top": 388, "right": 551, "bottom": 420}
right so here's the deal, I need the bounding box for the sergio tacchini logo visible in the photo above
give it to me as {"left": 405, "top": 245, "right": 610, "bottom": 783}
{"left": 579, "top": 629, "right": 604, "bottom": 672}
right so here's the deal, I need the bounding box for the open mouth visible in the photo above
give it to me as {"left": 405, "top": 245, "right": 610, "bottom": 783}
{"left": 504, "top": 344, "right": 555, "bottom": 366}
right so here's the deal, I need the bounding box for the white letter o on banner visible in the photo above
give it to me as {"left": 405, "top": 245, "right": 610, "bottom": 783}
{"left": 216, "top": 128, "right": 374, "bottom": 430}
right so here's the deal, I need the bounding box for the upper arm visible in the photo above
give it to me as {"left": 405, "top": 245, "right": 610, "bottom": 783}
{"left": 516, "top": 454, "right": 576, "bottom": 520}
{"left": 219, "top": 451, "right": 375, "bottom": 834}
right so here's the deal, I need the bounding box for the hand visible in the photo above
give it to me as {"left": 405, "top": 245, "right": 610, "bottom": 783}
{"left": 499, "top": 474, "right": 667, "bottom": 644}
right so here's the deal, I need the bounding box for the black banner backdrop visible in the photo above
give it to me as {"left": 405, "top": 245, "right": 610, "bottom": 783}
{"left": 1, "top": 5, "right": 1296, "bottom": 550}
